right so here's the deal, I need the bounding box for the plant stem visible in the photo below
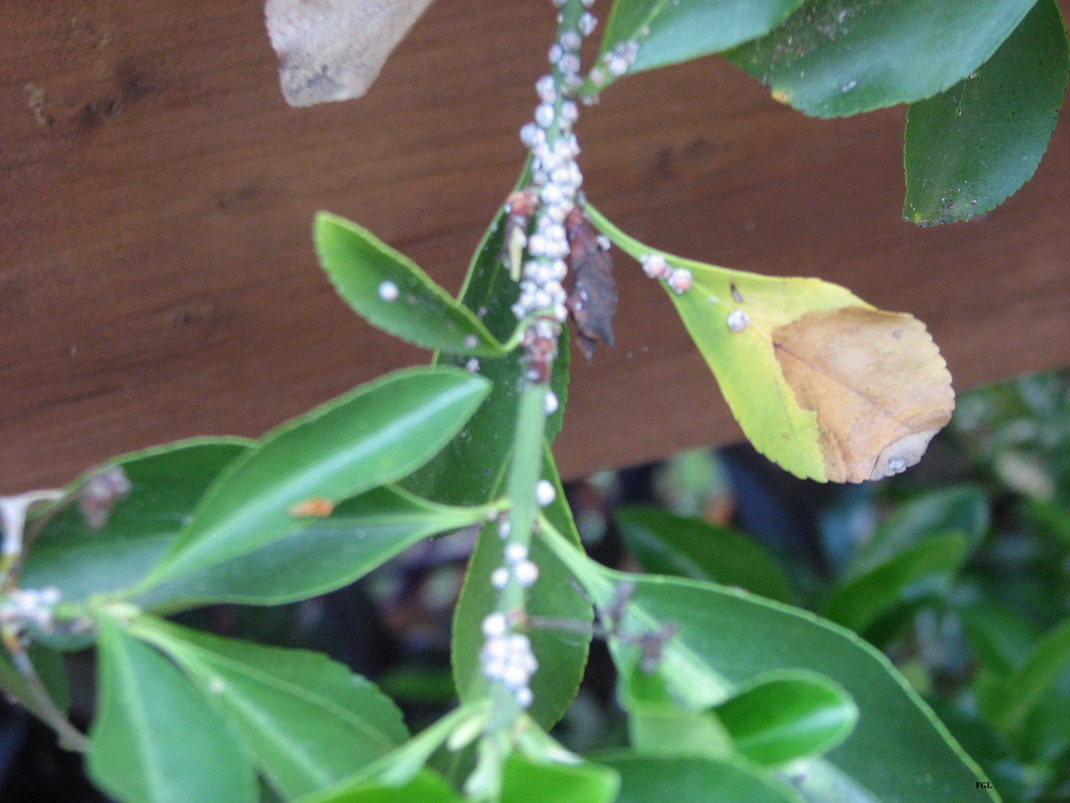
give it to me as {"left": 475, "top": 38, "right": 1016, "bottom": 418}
{"left": 582, "top": 202, "right": 650, "bottom": 261}
{"left": 1, "top": 627, "right": 88, "bottom": 752}
{"left": 468, "top": 2, "right": 592, "bottom": 796}
{"left": 498, "top": 384, "right": 548, "bottom": 616}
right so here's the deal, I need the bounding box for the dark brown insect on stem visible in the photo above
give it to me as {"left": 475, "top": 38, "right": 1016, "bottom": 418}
{"left": 522, "top": 317, "right": 558, "bottom": 384}
{"left": 566, "top": 207, "right": 617, "bottom": 358}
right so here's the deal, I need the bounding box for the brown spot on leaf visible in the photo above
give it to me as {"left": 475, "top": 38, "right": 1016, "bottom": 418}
{"left": 772, "top": 306, "right": 954, "bottom": 483}
{"left": 288, "top": 497, "right": 334, "bottom": 518}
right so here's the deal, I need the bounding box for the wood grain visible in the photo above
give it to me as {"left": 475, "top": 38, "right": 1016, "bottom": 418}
{"left": 2, "top": 0, "right": 1068, "bottom": 492}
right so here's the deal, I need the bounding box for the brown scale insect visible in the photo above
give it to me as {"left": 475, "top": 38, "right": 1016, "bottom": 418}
{"left": 565, "top": 207, "right": 617, "bottom": 359}
{"left": 503, "top": 188, "right": 537, "bottom": 281}
{"left": 522, "top": 320, "right": 558, "bottom": 385}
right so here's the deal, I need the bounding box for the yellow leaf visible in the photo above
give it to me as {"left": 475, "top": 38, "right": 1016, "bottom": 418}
{"left": 664, "top": 263, "right": 953, "bottom": 483}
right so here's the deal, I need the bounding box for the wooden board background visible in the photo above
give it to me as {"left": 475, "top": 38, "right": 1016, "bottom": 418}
{"left": 2, "top": 0, "right": 1069, "bottom": 492}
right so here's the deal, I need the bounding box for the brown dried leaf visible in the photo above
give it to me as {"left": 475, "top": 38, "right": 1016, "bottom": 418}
{"left": 567, "top": 213, "right": 617, "bottom": 358}
{"left": 772, "top": 307, "right": 955, "bottom": 482}
{"left": 265, "top": 0, "right": 434, "bottom": 107}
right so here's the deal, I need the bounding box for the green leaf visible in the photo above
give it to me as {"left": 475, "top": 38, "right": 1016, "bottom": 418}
{"left": 451, "top": 448, "right": 592, "bottom": 729}
{"left": 499, "top": 753, "right": 619, "bottom": 803}
{"left": 713, "top": 671, "right": 858, "bottom": 766}
{"left": 88, "top": 617, "right": 256, "bottom": 803}
{"left": 823, "top": 535, "right": 968, "bottom": 634}
{"left": 981, "top": 616, "right": 1070, "bottom": 737}
{"left": 594, "top": 0, "right": 804, "bottom": 81}
{"left": 590, "top": 752, "right": 803, "bottom": 803}
{"left": 132, "top": 618, "right": 407, "bottom": 800}
{"left": 0, "top": 646, "right": 70, "bottom": 725}
{"left": 148, "top": 367, "right": 491, "bottom": 584}
{"left": 314, "top": 213, "right": 509, "bottom": 357}
{"left": 299, "top": 769, "right": 464, "bottom": 802}
{"left": 137, "top": 485, "right": 490, "bottom": 612}
{"left": 586, "top": 205, "right": 954, "bottom": 484}
{"left": 904, "top": 0, "right": 1068, "bottom": 225}
{"left": 847, "top": 485, "right": 989, "bottom": 577}
{"left": 618, "top": 662, "right": 732, "bottom": 759}
{"left": 618, "top": 575, "right": 994, "bottom": 799}
{"left": 726, "top": 0, "right": 1039, "bottom": 118}
{"left": 958, "top": 602, "right": 1040, "bottom": 676}
{"left": 1017, "top": 666, "right": 1070, "bottom": 763}
{"left": 628, "top": 704, "right": 732, "bottom": 760}
{"left": 615, "top": 506, "right": 792, "bottom": 602}
{"left": 404, "top": 164, "right": 570, "bottom": 507}
{"left": 29, "top": 643, "right": 70, "bottom": 713}
{"left": 537, "top": 524, "right": 998, "bottom": 801}
{"left": 21, "top": 439, "right": 251, "bottom": 602}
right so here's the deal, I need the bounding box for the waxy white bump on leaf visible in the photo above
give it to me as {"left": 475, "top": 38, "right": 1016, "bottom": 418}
{"left": 535, "top": 479, "right": 556, "bottom": 506}
{"left": 726, "top": 308, "right": 750, "bottom": 333}
{"left": 668, "top": 268, "right": 692, "bottom": 294}
{"left": 377, "top": 280, "right": 399, "bottom": 302}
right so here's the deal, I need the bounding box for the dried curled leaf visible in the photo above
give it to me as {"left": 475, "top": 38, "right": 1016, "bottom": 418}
{"left": 566, "top": 210, "right": 617, "bottom": 359}
{"left": 662, "top": 260, "right": 954, "bottom": 483}
{"left": 265, "top": 0, "right": 434, "bottom": 107}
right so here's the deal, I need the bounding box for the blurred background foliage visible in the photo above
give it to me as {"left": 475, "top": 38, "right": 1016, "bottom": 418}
{"left": 3, "top": 368, "right": 1070, "bottom": 802}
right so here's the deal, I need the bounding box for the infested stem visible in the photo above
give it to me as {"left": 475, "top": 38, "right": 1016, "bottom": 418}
{"left": 468, "top": 1, "right": 593, "bottom": 797}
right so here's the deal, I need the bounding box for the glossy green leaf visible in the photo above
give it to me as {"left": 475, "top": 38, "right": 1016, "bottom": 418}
{"left": 927, "top": 701, "right": 1032, "bottom": 802}
{"left": 587, "top": 206, "right": 954, "bottom": 484}
{"left": 628, "top": 704, "right": 732, "bottom": 760}
{"left": 823, "top": 535, "right": 968, "bottom": 634}
{"left": 619, "top": 576, "right": 994, "bottom": 799}
{"left": 591, "top": 752, "right": 802, "bottom": 803}
{"left": 404, "top": 164, "right": 569, "bottom": 507}
{"left": 538, "top": 524, "right": 997, "bottom": 801}
{"left": 148, "top": 367, "right": 490, "bottom": 584}
{"left": 499, "top": 753, "right": 619, "bottom": 803}
{"left": 132, "top": 618, "right": 407, "bottom": 799}
{"left": 727, "top": 0, "right": 1038, "bottom": 118}
{"left": 137, "top": 485, "right": 489, "bottom": 612}
{"left": 451, "top": 449, "right": 592, "bottom": 729}
{"left": 981, "top": 616, "right": 1070, "bottom": 737}
{"left": 314, "top": 213, "right": 509, "bottom": 356}
{"left": 904, "top": 0, "right": 1069, "bottom": 225}
{"left": 21, "top": 439, "right": 251, "bottom": 602}
{"left": 713, "top": 671, "right": 858, "bottom": 765}
{"left": 594, "top": 0, "right": 804, "bottom": 82}
{"left": 88, "top": 617, "right": 256, "bottom": 803}
{"left": 619, "top": 662, "right": 732, "bottom": 759}
{"left": 301, "top": 769, "right": 463, "bottom": 802}
{"left": 847, "top": 485, "right": 988, "bottom": 577}
{"left": 616, "top": 506, "right": 792, "bottom": 602}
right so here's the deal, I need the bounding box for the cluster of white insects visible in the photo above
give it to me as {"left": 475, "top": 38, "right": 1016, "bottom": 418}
{"left": 480, "top": 612, "right": 538, "bottom": 710}
{"left": 640, "top": 253, "right": 692, "bottom": 295}
{"left": 0, "top": 586, "right": 61, "bottom": 632}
